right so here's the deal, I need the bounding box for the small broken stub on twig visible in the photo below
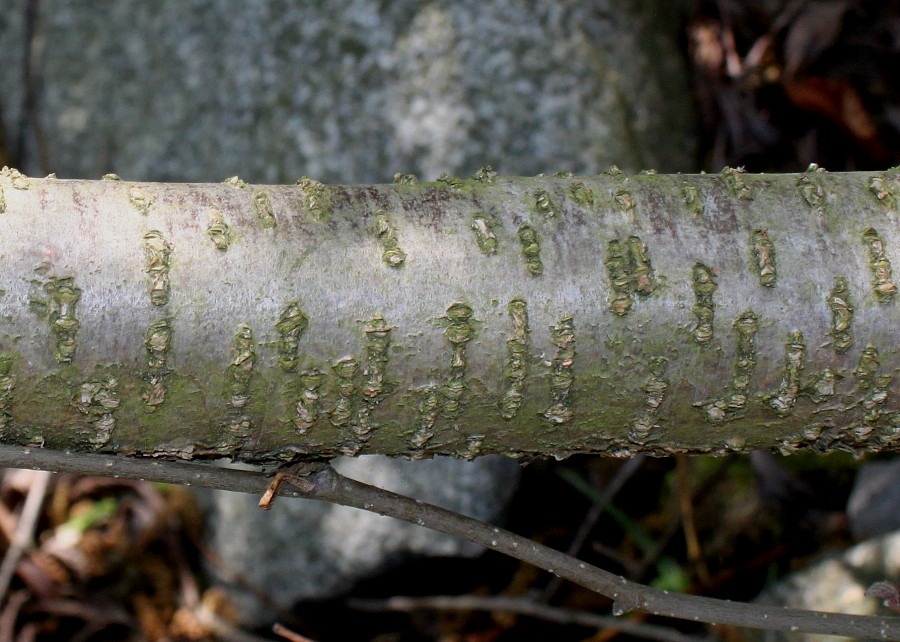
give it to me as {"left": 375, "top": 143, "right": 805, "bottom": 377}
{"left": 259, "top": 473, "right": 284, "bottom": 510}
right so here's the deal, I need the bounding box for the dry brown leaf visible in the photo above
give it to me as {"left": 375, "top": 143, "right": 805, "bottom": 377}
{"left": 784, "top": 76, "right": 889, "bottom": 162}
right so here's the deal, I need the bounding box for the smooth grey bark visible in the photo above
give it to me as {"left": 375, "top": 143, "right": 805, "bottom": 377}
{"left": 0, "top": 167, "right": 899, "bottom": 462}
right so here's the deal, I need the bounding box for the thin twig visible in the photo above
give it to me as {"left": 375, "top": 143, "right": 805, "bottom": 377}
{"left": 0, "top": 446, "right": 898, "bottom": 639}
{"left": 349, "top": 594, "right": 711, "bottom": 642}
{"left": 0, "top": 471, "right": 51, "bottom": 606}
{"left": 280, "top": 463, "right": 900, "bottom": 640}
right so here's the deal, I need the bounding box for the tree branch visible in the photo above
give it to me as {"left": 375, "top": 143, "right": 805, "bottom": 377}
{"left": 272, "top": 462, "right": 900, "bottom": 640}
{"left": 2, "top": 170, "right": 900, "bottom": 460}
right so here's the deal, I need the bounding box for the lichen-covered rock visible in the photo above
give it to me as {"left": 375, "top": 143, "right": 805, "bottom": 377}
{"left": 0, "top": 0, "right": 695, "bottom": 183}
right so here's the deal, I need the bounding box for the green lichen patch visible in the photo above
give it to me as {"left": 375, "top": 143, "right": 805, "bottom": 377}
{"left": 471, "top": 166, "right": 497, "bottom": 184}
{"left": 461, "top": 434, "right": 486, "bottom": 460}
{"left": 612, "top": 188, "right": 636, "bottom": 214}
{"left": 765, "top": 331, "right": 806, "bottom": 416}
{"left": 854, "top": 344, "right": 880, "bottom": 391}
{"left": 542, "top": 316, "right": 575, "bottom": 425}
{"left": 128, "top": 184, "right": 151, "bottom": 214}
{"left": 296, "top": 176, "right": 332, "bottom": 220}
{"left": 499, "top": 298, "right": 530, "bottom": 420}
{"left": 0, "top": 352, "right": 17, "bottom": 435}
{"left": 362, "top": 315, "right": 392, "bottom": 400}
{"left": 206, "top": 208, "right": 232, "bottom": 251}
{"left": 45, "top": 277, "right": 81, "bottom": 364}
{"left": 691, "top": 262, "right": 717, "bottom": 344}
{"left": 862, "top": 228, "right": 897, "bottom": 303}
{"left": 868, "top": 176, "right": 897, "bottom": 210}
{"left": 143, "top": 318, "right": 172, "bottom": 412}
{"left": 227, "top": 324, "right": 255, "bottom": 409}
{"left": 681, "top": 182, "right": 703, "bottom": 215}
{"left": 0, "top": 166, "right": 29, "bottom": 190}
{"left": 518, "top": 225, "right": 543, "bottom": 276}
{"left": 73, "top": 376, "right": 119, "bottom": 449}
{"left": 605, "top": 240, "right": 632, "bottom": 316}
{"left": 223, "top": 324, "right": 256, "bottom": 448}
{"left": 0, "top": 185, "right": 6, "bottom": 213}
{"left": 471, "top": 216, "right": 498, "bottom": 255}
{"left": 605, "top": 236, "right": 657, "bottom": 316}
{"left": 627, "top": 236, "right": 656, "bottom": 296}
{"left": 356, "top": 315, "right": 394, "bottom": 438}
{"left": 143, "top": 230, "right": 173, "bottom": 306}
{"left": 253, "top": 190, "right": 277, "bottom": 228}
{"left": 846, "top": 343, "right": 891, "bottom": 437}
{"left": 800, "top": 367, "right": 841, "bottom": 404}
{"left": 293, "top": 369, "right": 326, "bottom": 435}
{"left": 372, "top": 210, "right": 406, "bottom": 268}
{"left": 223, "top": 176, "right": 247, "bottom": 189}
{"left": 697, "top": 309, "right": 758, "bottom": 423}
{"left": 410, "top": 384, "right": 440, "bottom": 452}
{"left": 629, "top": 356, "right": 669, "bottom": 444}
{"left": 750, "top": 229, "right": 777, "bottom": 287}
{"left": 275, "top": 302, "right": 309, "bottom": 373}
{"left": 827, "top": 276, "right": 853, "bottom": 353}
{"left": 604, "top": 165, "right": 626, "bottom": 177}
{"left": 441, "top": 303, "right": 474, "bottom": 419}
{"left": 721, "top": 166, "right": 752, "bottom": 200}
{"left": 569, "top": 181, "right": 595, "bottom": 208}
{"left": 101, "top": 173, "right": 121, "bottom": 181}
{"left": 330, "top": 356, "right": 359, "bottom": 428}
{"left": 534, "top": 188, "right": 556, "bottom": 219}
{"left": 861, "top": 374, "right": 892, "bottom": 426}
{"left": 393, "top": 173, "right": 418, "bottom": 184}
{"left": 436, "top": 173, "right": 464, "bottom": 189}
{"left": 797, "top": 175, "right": 826, "bottom": 209}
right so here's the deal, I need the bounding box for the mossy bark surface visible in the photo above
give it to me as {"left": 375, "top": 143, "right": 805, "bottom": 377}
{"left": 1, "top": 168, "right": 899, "bottom": 462}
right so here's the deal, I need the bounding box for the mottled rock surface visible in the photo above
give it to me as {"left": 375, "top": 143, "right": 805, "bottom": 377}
{"left": 0, "top": 0, "right": 695, "bottom": 183}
